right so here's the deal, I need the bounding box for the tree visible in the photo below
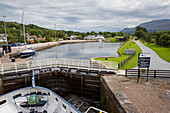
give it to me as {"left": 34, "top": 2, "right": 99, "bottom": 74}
{"left": 111, "top": 32, "right": 116, "bottom": 37}
{"left": 77, "top": 35, "right": 82, "bottom": 39}
{"left": 63, "top": 36, "right": 68, "bottom": 40}
{"left": 98, "top": 31, "right": 103, "bottom": 35}
{"left": 135, "top": 26, "right": 147, "bottom": 33}
{"left": 134, "top": 30, "right": 145, "bottom": 39}
{"left": 119, "top": 31, "right": 124, "bottom": 36}
{"left": 45, "top": 35, "right": 52, "bottom": 42}
{"left": 158, "top": 34, "right": 170, "bottom": 47}
{"left": 145, "top": 33, "right": 152, "bottom": 43}
{"left": 30, "top": 29, "right": 39, "bottom": 36}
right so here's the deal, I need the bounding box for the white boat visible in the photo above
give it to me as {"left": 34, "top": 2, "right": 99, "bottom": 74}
{"left": 0, "top": 86, "right": 81, "bottom": 113}
{"left": 18, "top": 12, "right": 36, "bottom": 58}
{"left": 0, "top": 71, "right": 107, "bottom": 113}
{"left": 19, "top": 48, "right": 35, "bottom": 58}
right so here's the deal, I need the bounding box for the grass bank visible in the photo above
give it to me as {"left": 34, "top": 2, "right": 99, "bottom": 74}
{"left": 95, "top": 40, "right": 142, "bottom": 69}
{"left": 141, "top": 41, "right": 170, "bottom": 63}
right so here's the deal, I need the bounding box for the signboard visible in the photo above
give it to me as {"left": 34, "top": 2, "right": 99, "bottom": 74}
{"left": 138, "top": 53, "right": 150, "bottom": 68}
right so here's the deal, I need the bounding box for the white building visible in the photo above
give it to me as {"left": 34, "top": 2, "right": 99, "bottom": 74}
{"left": 68, "top": 35, "right": 78, "bottom": 40}
{"left": 84, "top": 35, "right": 104, "bottom": 40}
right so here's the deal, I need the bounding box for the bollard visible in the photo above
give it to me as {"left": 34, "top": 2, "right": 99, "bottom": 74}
{"left": 11, "top": 57, "right": 15, "bottom": 62}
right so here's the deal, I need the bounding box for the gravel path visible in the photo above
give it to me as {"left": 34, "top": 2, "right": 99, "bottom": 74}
{"left": 122, "top": 78, "right": 170, "bottom": 113}
{"left": 135, "top": 41, "right": 170, "bottom": 70}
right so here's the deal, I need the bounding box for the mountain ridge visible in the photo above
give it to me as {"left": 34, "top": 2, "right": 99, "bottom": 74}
{"left": 122, "top": 19, "right": 170, "bottom": 33}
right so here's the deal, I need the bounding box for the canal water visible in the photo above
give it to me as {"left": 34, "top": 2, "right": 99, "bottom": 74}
{"left": 33, "top": 42, "right": 123, "bottom": 60}
{"left": 33, "top": 42, "right": 123, "bottom": 112}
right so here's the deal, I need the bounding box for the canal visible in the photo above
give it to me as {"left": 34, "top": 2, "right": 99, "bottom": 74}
{"left": 33, "top": 42, "right": 123, "bottom": 60}
{"left": 32, "top": 42, "right": 123, "bottom": 112}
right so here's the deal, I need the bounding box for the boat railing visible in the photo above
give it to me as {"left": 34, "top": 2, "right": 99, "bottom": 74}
{"left": 85, "top": 106, "right": 108, "bottom": 113}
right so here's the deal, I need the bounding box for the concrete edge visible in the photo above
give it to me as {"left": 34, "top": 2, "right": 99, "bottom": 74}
{"left": 101, "top": 76, "right": 140, "bottom": 113}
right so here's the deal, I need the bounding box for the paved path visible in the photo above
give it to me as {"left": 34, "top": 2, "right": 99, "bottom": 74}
{"left": 135, "top": 41, "right": 170, "bottom": 70}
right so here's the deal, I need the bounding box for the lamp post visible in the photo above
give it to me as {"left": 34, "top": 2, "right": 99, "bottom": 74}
{"left": 2, "top": 16, "right": 8, "bottom": 45}
{"left": 54, "top": 24, "right": 56, "bottom": 41}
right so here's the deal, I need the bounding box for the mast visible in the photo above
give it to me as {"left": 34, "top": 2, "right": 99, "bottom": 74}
{"left": 19, "top": 13, "right": 23, "bottom": 51}
{"left": 2, "top": 16, "right": 8, "bottom": 45}
{"left": 22, "top": 12, "right": 26, "bottom": 49}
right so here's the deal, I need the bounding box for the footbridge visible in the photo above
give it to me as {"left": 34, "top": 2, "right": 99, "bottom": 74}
{"left": 0, "top": 58, "right": 118, "bottom": 76}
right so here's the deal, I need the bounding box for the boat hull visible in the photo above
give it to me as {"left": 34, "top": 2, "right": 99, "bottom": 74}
{"left": 0, "top": 86, "right": 80, "bottom": 113}
{"left": 20, "top": 49, "right": 35, "bottom": 58}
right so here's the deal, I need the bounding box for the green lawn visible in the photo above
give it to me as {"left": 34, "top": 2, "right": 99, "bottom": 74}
{"left": 110, "top": 38, "right": 118, "bottom": 42}
{"left": 114, "top": 36, "right": 123, "bottom": 38}
{"left": 141, "top": 41, "right": 170, "bottom": 63}
{"left": 95, "top": 40, "right": 142, "bottom": 69}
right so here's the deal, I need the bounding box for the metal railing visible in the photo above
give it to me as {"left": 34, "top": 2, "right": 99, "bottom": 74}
{"left": 0, "top": 58, "right": 118, "bottom": 74}
{"left": 125, "top": 69, "right": 170, "bottom": 78}
{"left": 85, "top": 106, "right": 108, "bottom": 113}
{"left": 118, "top": 54, "right": 135, "bottom": 69}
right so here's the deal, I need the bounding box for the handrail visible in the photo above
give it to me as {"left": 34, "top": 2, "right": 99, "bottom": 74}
{"left": 85, "top": 106, "right": 108, "bottom": 113}
{"left": 0, "top": 58, "right": 118, "bottom": 74}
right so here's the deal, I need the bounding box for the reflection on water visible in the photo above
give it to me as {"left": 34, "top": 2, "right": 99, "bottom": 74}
{"left": 33, "top": 42, "right": 123, "bottom": 60}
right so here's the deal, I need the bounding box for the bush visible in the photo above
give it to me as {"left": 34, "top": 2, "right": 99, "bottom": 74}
{"left": 110, "top": 38, "right": 117, "bottom": 42}
{"left": 159, "top": 34, "right": 170, "bottom": 47}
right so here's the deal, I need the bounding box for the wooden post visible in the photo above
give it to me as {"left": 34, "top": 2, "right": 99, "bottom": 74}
{"left": 25, "top": 76, "right": 27, "bottom": 86}
{"left": 137, "top": 68, "right": 140, "bottom": 83}
{"left": 0, "top": 76, "right": 4, "bottom": 95}
{"left": 146, "top": 68, "right": 149, "bottom": 82}
{"left": 154, "top": 70, "right": 156, "bottom": 78}
{"left": 81, "top": 75, "right": 83, "bottom": 92}
{"left": 125, "top": 69, "right": 127, "bottom": 77}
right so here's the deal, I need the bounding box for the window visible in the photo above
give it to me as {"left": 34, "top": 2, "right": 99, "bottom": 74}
{"left": 13, "top": 94, "right": 21, "bottom": 99}
{"left": 62, "top": 104, "right": 66, "bottom": 109}
{"left": 0, "top": 100, "right": 6, "bottom": 105}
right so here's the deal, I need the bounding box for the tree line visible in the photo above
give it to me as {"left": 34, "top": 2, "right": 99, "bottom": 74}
{"left": 0, "top": 21, "right": 127, "bottom": 43}
{"left": 134, "top": 26, "right": 170, "bottom": 47}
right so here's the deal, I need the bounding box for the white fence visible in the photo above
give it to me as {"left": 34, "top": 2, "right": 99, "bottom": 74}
{"left": 0, "top": 58, "right": 118, "bottom": 74}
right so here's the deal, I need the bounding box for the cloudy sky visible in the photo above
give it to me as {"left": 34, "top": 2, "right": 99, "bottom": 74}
{"left": 0, "top": 0, "right": 170, "bottom": 32}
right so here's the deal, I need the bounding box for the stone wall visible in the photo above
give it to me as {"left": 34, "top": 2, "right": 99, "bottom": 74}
{"left": 100, "top": 75, "right": 140, "bottom": 113}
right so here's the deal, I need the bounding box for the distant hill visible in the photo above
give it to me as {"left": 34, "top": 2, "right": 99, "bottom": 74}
{"left": 122, "top": 19, "right": 170, "bottom": 33}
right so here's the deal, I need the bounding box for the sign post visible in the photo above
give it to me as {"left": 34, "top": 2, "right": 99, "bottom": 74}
{"left": 138, "top": 53, "right": 151, "bottom": 82}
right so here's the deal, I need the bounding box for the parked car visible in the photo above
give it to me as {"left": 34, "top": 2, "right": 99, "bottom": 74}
{"left": 18, "top": 43, "right": 24, "bottom": 46}
{"left": 11, "top": 43, "right": 18, "bottom": 46}
{"left": 27, "top": 42, "right": 33, "bottom": 44}
{"left": 58, "top": 38, "right": 63, "bottom": 41}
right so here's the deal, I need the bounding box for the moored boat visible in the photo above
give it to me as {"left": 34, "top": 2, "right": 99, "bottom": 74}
{"left": 18, "top": 12, "right": 36, "bottom": 58}
{"left": 19, "top": 47, "right": 35, "bottom": 58}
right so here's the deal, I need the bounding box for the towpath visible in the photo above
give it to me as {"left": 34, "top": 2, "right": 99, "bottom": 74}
{"left": 135, "top": 41, "right": 170, "bottom": 70}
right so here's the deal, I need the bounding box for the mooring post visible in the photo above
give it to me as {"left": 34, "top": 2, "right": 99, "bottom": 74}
{"left": 137, "top": 68, "right": 140, "bottom": 83}
{"left": 125, "top": 69, "right": 127, "bottom": 77}
{"left": 154, "top": 70, "right": 156, "bottom": 78}
{"left": 146, "top": 67, "right": 149, "bottom": 82}
{"left": 25, "top": 76, "right": 27, "bottom": 86}
{"left": 81, "top": 75, "right": 84, "bottom": 92}
{"left": 0, "top": 75, "right": 4, "bottom": 95}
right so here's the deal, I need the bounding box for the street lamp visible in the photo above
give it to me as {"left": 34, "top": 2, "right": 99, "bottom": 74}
{"left": 54, "top": 24, "right": 56, "bottom": 41}
{"left": 2, "top": 16, "right": 8, "bottom": 45}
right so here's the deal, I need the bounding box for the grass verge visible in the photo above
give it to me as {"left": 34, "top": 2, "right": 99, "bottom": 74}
{"left": 140, "top": 41, "right": 170, "bottom": 63}
{"left": 95, "top": 40, "right": 142, "bottom": 69}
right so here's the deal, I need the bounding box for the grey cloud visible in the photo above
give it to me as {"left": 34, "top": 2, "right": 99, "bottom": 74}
{"left": 0, "top": 0, "right": 170, "bottom": 32}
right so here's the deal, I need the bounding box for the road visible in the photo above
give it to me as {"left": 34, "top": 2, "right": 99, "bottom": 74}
{"left": 135, "top": 41, "right": 170, "bottom": 70}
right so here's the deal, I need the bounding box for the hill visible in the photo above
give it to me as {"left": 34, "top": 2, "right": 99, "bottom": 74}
{"left": 122, "top": 19, "right": 170, "bottom": 33}
{"left": 0, "top": 21, "right": 82, "bottom": 42}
